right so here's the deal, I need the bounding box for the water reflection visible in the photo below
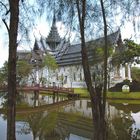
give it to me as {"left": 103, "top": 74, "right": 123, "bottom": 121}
{"left": 17, "top": 92, "right": 67, "bottom": 108}
{"left": 0, "top": 92, "right": 140, "bottom": 139}
{"left": 107, "top": 100, "right": 140, "bottom": 140}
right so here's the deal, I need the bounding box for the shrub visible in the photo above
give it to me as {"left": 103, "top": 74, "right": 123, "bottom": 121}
{"left": 109, "top": 80, "right": 140, "bottom": 92}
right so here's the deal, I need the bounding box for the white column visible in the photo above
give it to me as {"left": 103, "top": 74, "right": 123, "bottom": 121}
{"left": 36, "top": 68, "right": 39, "bottom": 84}
{"left": 120, "top": 64, "right": 125, "bottom": 79}
{"left": 128, "top": 64, "right": 132, "bottom": 81}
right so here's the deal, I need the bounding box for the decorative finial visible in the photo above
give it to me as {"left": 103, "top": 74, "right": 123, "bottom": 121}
{"left": 53, "top": 12, "right": 56, "bottom": 25}
{"left": 52, "top": 1, "right": 56, "bottom": 26}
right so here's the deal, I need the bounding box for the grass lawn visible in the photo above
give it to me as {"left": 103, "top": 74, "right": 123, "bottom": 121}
{"left": 107, "top": 99, "right": 140, "bottom": 104}
{"left": 74, "top": 88, "right": 140, "bottom": 99}
{"left": 74, "top": 88, "right": 89, "bottom": 97}
{"left": 40, "top": 88, "right": 140, "bottom": 100}
{"left": 107, "top": 92, "right": 140, "bottom": 100}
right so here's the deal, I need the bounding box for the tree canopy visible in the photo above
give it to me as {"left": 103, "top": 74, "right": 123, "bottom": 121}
{"left": 112, "top": 39, "right": 140, "bottom": 66}
{"left": 42, "top": 54, "right": 58, "bottom": 70}
{"left": 0, "top": 60, "right": 33, "bottom": 86}
{"left": 131, "top": 67, "right": 140, "bottom": 82}
{"left": 16, "top": 60, "right": 33, "bottom": 85}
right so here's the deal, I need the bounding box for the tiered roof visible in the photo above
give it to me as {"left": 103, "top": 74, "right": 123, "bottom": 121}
{"left": 56, "top": 30, "right": 121, "bottom": 66}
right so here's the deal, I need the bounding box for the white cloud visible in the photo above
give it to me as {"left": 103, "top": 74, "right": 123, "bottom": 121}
{"left": 35, "top": 22, "right": 50, "bottom": 38}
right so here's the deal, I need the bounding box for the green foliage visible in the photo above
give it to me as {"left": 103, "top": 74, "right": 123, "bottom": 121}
{"left": 112, "top": 52, "right": 123, "bottom": 66}
{"left": 90, "top": 47, "right": 113, "bottom": 65}
{"left": 131, "top": 67, "right": 140, "bottom": 82}
{"left": 112, "top": 39, "right": 140, "bottom": 66}
{"left": 123, "top": 79, "right": 130, "bottom": 85}
{"left": 16, "top": 60, "right": 33, "bottom": 85}
{"left": 96, "top": 47, "right": 103, "bottom": 56}
{"left": 43, "top": 53, "right": 58, "bottom": 70}
{"left": 0, "top": 60, "right": 33, "bottom": 86}
{"left": 17, "top": 60, "right": 33, "bottom": 79}
{"left": 0, "top": 61, "right": 8, "bottom": 85}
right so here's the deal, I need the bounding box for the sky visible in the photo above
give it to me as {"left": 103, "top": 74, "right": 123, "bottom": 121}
{"left": 0, "top": 18, "right": 139, "bottom": 68}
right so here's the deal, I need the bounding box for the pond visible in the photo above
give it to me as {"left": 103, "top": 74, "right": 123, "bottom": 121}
{"left": 0, "top": 92, "right": 140, "bottom": 140}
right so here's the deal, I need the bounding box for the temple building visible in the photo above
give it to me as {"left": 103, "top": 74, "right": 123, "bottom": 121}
{"left": 17, "top": 16, "right": 132, "bottom": 88}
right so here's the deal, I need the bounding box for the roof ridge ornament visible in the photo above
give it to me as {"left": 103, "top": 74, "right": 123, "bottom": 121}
{"left": 52, "top": 1, "right": 56, "bottom": 26}
{"left": 52, "top": 12, "right": 56, "bottom": 26}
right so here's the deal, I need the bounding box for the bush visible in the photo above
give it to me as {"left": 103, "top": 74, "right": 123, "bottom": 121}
{"left": 123, "top": 79, "right": 130, "bottom": 85}
{"left": 109, "top": 80, "right": 140, "bottom": 92}
{"left": 109, "top": 82, "right": 124, "bottom": 92}
{"left": 130, "top": 80, "right": 140, "bottom": 92}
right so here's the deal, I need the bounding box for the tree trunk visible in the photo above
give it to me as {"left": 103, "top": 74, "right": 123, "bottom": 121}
{"left": 100, "top": 0, "right": 108, "bottom": 113}
{"left": 7, "top": 0, "right": 19, "bottom": 140}
{"left": 76, "top": 0, "right": 94, "bottom": 101}
{"left": 92, "top": 86, "right": 107, "bottom": 140}
{"left": 76, "top": 1, "right": 107, "bottom": 139}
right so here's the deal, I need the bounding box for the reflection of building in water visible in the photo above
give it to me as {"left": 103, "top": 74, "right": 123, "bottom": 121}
{"left": 63, "top": 99, "right": 129, "bottom": 120}
{"left": 19, "top": 92, "right": 66, "bottom": 107}
{"left": 63, "top": 99, "right": 93, "bottom": 118}
{"left": 106, "top": 102, "right": 138, "bottom": 139}
{"left": 20, "top": 93, "right": 135, "bottom": 121}
{"left": 29, "top": 110, "right": 93, "bottom": 140}
{"left": 55, "top": 112, "right": 93, "bottom": 140}
{"left": 106, "top": 103, "right": 121, "bottom": 120}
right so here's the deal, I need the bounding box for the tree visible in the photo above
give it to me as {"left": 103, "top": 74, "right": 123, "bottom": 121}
{"left": 30, "top": 53, "right": 58, "bottom": 86}
{"left": 75, "top": 1, "right": 107, "bottom": 139}
{"left": 76, "top": 0, "right": 94, "bottom": 98}
{"left": 100, "top": 0, "right": 108, "bottom": 100}
{"left": 112, "top": 39, "right": 140, "bottom": 66}
{"left": 131, "top": 67, "right": 140, "bottom": 82}
{"left": 0, "top": 61, "right": 8, "bottom": 86}
{"left": 40, "top": 54, "right": 58, "bottom": 86}
{"left": 43, "top": 53, "right": 58, "bottom": 71}
{"left": 6, "top": 1, "right": 20, "bottom": 140}
{"left": 16, "top": 60, "right": 33, "bottom": 85}
{"left": 0, "top": 60, "right": 32, "bottom": 86}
